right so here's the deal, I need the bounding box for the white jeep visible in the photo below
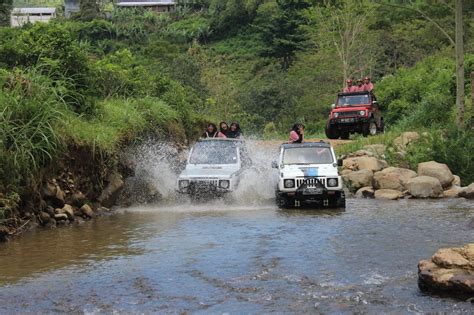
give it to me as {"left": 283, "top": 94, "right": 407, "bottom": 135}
{"left": 177, "top": 138, "right": 251, "bottom": 197}
{"left": 272, "top": 141, "right": 345, "bottom": 208}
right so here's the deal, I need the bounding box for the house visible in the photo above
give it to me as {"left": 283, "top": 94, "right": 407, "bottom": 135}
{"left": 10, "top": 7, "right": 57, "bottom": 27}
{"left": 116, "top": 0, "right": 175, "bottom": 13}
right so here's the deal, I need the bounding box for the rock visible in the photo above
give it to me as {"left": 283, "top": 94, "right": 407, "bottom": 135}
{"left": 54, "top": 213, "right": 68, "bottom": 221}
{"left": 418, "top": 243, "right": 474, "bottom": 298}
{"left": 343, "top": 156, "right": 388, "bottom": 172}
{"left": 374, "top": 189, "right": 403, "bottom": 200}
{"left": 80, "top": 204, "right": 95, "bottom": 219}
{"left": 96, "top": 206, "right": 110, "bottom": 213}
{"left": 39, "top": 212, "right": 51, "bottom": 225}
{"left": 342, "top": 169, "right": 373, "bottom": 192}
{"left": 406, "top": 176, "right": 443, "bottom": 198}
{"left": 61, "top": 204, "right": 75, "bottom": 220}
{"left": 67, "top": 191, "right": 87, "bottom": 208}
{"left": 432, "top": 248, "right": 471, "bottom": 269}
{"left": 363, "top": 144, "right": 386, "bottom": 157}
{"left": 469, "top": 218, "right": 474, "bottom": 229}
{"left": 98, "top": 172, "right": 124, "bottom": 208}
{"left": 341, "top": 169, "right": 353, "bottom": 176}
{"left": 373, "top": 167, "right": 418, "bottom": 191}
{"left": 443, "top": 186, "right": 463, "bottom": 198}
{"left": 0, "top": 226, "right": 10, "bottom": 241}
{"left": 45, "top": 206, "right": 55, "bottom": 217}
{"left": 41, "top": 181, "right": 57, "bottom": 198}
{"left": 417, "top": 161, "right": 454, "bottom": 188}
{"left": 453, "top": 175, "right": 461, "bottom": 187}
{"left": 355, "top": 187, "right": 375, "bottom": 199}
{"left": 394, "top": 131, "right": 420, "bottom": 148}
{"left": 459, "top": 183, "right": 474, "bottom": 199}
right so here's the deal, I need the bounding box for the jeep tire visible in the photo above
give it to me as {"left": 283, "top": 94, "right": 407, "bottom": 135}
{"left": 340, "top": 131, "right": 350, "bottom": 140}
{"left": 362, "top": 118, "right": 377, "bottom": 137}
{"left": 325, "top": 125, "right": 340, "bottom": 140}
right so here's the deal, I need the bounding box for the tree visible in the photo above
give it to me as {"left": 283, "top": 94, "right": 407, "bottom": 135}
{"left": 255, "top": 0, "right": 310, "bottom": 70}
{"left": 0, "top": 0, "right": 13, "bottom": 27}
{"left": 78, "top": 0, "right": 101, "bottom": 21}
{"left": 311, "top": 0, "right": 377, "bottom": 84}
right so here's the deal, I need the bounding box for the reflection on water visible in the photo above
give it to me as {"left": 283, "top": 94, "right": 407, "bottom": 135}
{"left": 0, "top": 198, "right": 472, "bottom": 313}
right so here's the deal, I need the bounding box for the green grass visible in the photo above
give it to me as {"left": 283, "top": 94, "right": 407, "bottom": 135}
{"left": 61, "top": 98, "right": 180, "bottom": 154}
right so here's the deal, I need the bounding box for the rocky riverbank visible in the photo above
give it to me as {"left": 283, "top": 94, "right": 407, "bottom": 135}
{"left": 0, "top": 145, "right": 129, "bottom": 241}
{"left": 340, "top": 132, "right": 474, "bottom": 200}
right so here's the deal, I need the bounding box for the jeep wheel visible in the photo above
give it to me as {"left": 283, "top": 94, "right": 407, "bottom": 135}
{"left": 276, "top": 195, "right": 290, "bottom": 208}
{"left": 325, "top": 125, "right": 340, "bottom": 140}
{"left": 340, "top": 131, "right": 350, "bottom": 140}
{"left": 362, "top": 119, "right": 377, "bottom": 137}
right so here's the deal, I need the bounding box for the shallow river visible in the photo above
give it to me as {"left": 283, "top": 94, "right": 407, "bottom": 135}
{"left": 0, "top": 198, "right": 472, "bottom": 313}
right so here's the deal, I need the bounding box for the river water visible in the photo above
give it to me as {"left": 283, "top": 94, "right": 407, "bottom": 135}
{"left": 0, "top": 198, "right": 472, "bottom": 313}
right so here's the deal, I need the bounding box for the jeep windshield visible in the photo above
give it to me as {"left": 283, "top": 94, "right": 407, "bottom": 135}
{"left": 189, "top": 141, "right": 238, "bottom": 165}
{"left": 337, "top": 94, "right": 370, "bottom": 106}
{"left": 283, "top": 147, "right": 333, "bottom": 165}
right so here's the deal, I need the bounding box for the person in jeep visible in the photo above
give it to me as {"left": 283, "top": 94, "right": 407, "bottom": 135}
{"left": 343, "top": 79, "right": 356, "bottom": 93}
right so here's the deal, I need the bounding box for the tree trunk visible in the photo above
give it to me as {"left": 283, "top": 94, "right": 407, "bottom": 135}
{"left": 455, "top": 0, "right": 464, "bottom": 127}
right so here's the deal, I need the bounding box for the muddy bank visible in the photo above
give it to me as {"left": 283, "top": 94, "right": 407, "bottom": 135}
{"left": 0, "top": 140, "right": 188, "bottom": 241}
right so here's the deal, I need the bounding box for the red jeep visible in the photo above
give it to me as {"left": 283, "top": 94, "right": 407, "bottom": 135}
{"left": 325, "top": 91, "right": 383, "bottom": 140}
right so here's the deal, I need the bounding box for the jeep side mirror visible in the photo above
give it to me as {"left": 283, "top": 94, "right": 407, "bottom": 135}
{"left": 331, "top": 104, "right": 336, "bottom": 109}
{"left": 271, "top": 161, "right": 278, "bottom": 169}
{"left": 337, "top": 159, "right": 343, "bottom": 167}
{"left": 372, "top": 101, "right": 378, "bottom": 105}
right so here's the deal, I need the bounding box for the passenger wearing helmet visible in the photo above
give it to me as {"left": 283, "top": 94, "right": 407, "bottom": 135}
{"left": 363, "top": 76, "right": 374, "bottom": 92}
{"left": 354, "top": 79, "right": 364, "bottom": 92}
{"left": 343, "top": 79, "right": 357, "bottom": 93}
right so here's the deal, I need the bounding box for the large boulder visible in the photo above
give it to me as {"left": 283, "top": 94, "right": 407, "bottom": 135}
{"left": 417, "top": 161, "right": 454, "bottom": 188}
{"left": 373, "top": 167, "right": 417, "bottom": 191}
{"left": 453, "top": 175, "right": 461, "bottom": 187}
{"left": 342, "top": 169, "right": 373, "bottom": 192}
{"left": 355, "top": 186, "right": 375, "bottom": 199}
{"left": 406, "top": 176, "right": 443, "bottom": 198}
{"left": 98, "top": 172, "right": 124, "bottom": 208}
{"left": 343, "top": 156, "right": 387, "bottom": 172}
{"left": 374, "top": 189, "right": 403, "bottom": 200}
{"left": 459, "top": 183, "right": 474, "bottom": 199}
{"left": 418, "top": 243, "right": 474, "bottom": 298}
{"left": 394, "top": 131, "right": 420, "bottom": 148}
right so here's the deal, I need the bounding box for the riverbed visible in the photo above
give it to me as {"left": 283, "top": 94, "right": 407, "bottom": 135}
{"left": 0, "top": 198, "right": 472, "bottom": 313}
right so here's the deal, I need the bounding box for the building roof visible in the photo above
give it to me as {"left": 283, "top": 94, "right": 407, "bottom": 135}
{"left": 116, "top": 1, "right": 175, "bottom": 6}
{"left": 12, "top": 7, "right": 56, "bottom": 14}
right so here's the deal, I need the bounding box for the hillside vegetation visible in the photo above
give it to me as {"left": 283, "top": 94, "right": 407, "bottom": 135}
{"left": 0, "top": 0, "right": 474, "bottom": 216}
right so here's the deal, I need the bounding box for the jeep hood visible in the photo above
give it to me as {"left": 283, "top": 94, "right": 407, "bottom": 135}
{"left": 179, "top": 164, "right": 240, "bottom": 178}
{"left": 333, "top": 105, "right": 369, "bottom": 112}
{"left": 280, "top": 164, "right": 338, "bottom": 177}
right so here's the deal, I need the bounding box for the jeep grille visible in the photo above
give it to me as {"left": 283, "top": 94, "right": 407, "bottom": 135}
{"left": 296, "top": 177, "right": 326, "bottom": 188}
{"left": 337, "top": 111, "right": 359, "bottom": 117}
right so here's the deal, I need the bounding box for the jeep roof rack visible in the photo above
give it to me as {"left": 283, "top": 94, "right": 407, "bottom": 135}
{"left": 281, "top": 142, "right": 331, "bottom": 149}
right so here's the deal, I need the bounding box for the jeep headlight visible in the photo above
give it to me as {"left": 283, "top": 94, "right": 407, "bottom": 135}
{"left": 359, "top": 110, "right": 366, "bottom": 116}
{"left": 327, "top": 178, "right": 338, "bottom": 187}
{"left": 333, "top": 112, "right": 339, "bottom": 118}
{"left": 284, "top": 179, "right": 295, "bottom": 188}
{"left": 179, "top": 180, "right": 189, "bottom": 189}
{"left": 219, "top": 180, "right": 230, "bottom": 189}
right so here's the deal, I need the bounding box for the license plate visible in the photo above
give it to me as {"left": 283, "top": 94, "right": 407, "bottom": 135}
{"left": 303, "top": 188, "right": 323, "bottom": 195}
{"left": 340, "top": 118, "right": 355, "bottom": 123}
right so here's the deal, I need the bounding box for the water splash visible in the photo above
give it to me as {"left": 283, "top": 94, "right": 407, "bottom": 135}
{"left": 121, "top": 139, "right": 281, "bottom": 208}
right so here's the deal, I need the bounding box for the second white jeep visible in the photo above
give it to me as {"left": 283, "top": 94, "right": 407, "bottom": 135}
{"left": 272, "top": 141, "right": 345, "bottom": 208}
